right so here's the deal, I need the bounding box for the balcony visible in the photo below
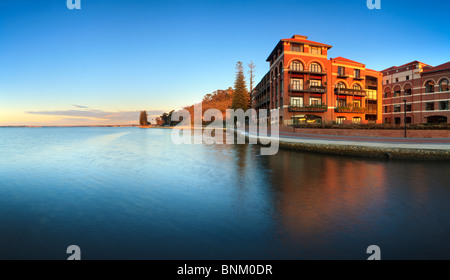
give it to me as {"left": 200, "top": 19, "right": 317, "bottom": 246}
{"left": 337, "top": 72, "right": 349, "bottom": 78}
{"left": 289, "top": 104, "right": 328, "bottom": 113}
{"left": 309, "top": 85, "right": 326, "bottom": 93}
{"left": 365, "top": 80, "right": 378, "bottom": 87}
{"left": 334, "top": 88, "right": 367, "bottom": 97}
{"left": 353, "top": 75, "right": 365, "bottom": 80}
{"left": 335, "top": 106, "right": 367, "bottom": 114}
{"left": 290, "top": 85, "right": 327, "bottom": 94}
{"left": 289, "top": 68, "right": 327, "bottom": 76}
{"left": 255, "top": 97, "right": 270, "bottom": 107}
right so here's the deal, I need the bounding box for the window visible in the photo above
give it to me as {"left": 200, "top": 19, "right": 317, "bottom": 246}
{"left": 439, "top": 79, "right": 449, "bottom": 92}
{"left": 366, "top": 89, "right": 377, "bottom": 100}
{"left": 385, "top": 118, "right": 390, "bottom": 124}
{"left": 354, "top": 100, "right": 361, "bottom": 107}
{"left": 406, "top": 104, "right": 412, "bottom": 112}
{"left": 394, "top": 118, "right": 401, "bottom": 125}
{"left": 406, "top": 76, "right": 410, "bottom": 80}
{"left": 394, "top": 105, "right": 401, "bottom": 112}
{"left": 352, "top": 117, "right": 362, "bottom": 124}
{"left": 291, "top": 97, "right": 304, "bottom": 107}
{"left": 336, "top": 82, "right": 346, "bottom": 89}
{"left": 310, "top": 97, "right": 322, "bottom": 106}
{"left": 406, "top": 117, "right": 412, "bottom": 124}
{"left": 384, "top": 91, "right": 390, "bottom": 98}
{"left": 290, "top": 78, "right": 303, "bottom": 90}
{"left": 338, "top": 66, "right": 345, "bottom": 76}
{"left": 353, "top": 84, "right": 362, "bottom": 90}
{"left": 354, "top": 69, "right": 360, "bottom": 78}
{"left": 395, "top": 78, "right": 399, "bottom": 82}
{"left": 291, "top": 44, "right": 304, "bottom": 53}
{"left": 386, "top": 80, "right": 389, "bottom": 85}
{"left": 439, "top": 101, "right": 449, "bottom": 110}
{"left": 425, "top": 81, "right": 435, "bottom": 93}
{"left": 404, "top": 88, "right": 412, "bottom": 95}
{"left": 338, "top": 99, "right": 346, "bottom": 107}
{"left": 310, "top": 63, "right": 322, "bottom": 73}
{"left": 336, "top": 117, "right": 346, "bottom": 124}
{"left": 310, "top": 47, "right": 321, "bottom": 55}
{"left": 384, "top": 106, "right": 388, "bottom": 113}
{"left": 291, "top": 61, "right": 303, "bottom": 71}
{"left": 310, "top": 80, "right": 322, "bottom": 87}
{"left": 426, "top": 102, "right": 435, "bottom": 111}
{"left": 393, "top": 87, "right": 401, "bottom": 97}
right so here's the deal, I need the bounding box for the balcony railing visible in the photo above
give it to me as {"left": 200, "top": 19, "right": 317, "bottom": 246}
{"left": 337, "top": 72, "right": 349, "bottom": 78}
{"left": 365, "top": 80, "right": 378, "bottom": 87}
{"left": 335, "top": 106, "right": 367, "bottom": 113}
{"left": 255, "top": 97, "right": 270, "bottom": 107}
{"left": 334, "top": 88, "right": 367, "bottom": 96}
{"left": 289, "top": 68, "right": 327, "bottom": 75}
{"left": 290, "top": 85, "right": 326, "bottom": 93}
{"left": 353, "top": 75, "right": 365, "bottom": 80}
{"left": 289, "top": 104, "right": 328, "bottom": 112}
{"left": 309, "top": 85, "right": 326, "bottom": 93}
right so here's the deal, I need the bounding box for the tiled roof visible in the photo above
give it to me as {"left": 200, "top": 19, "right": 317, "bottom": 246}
{"left": 381, "top": 61, "right": 429, "bottom": 72}
{"left": 282, "top": 38, "right": 332, "bottom": 48}
{"left": 332, "top": 57, "right": 364, "bottom": 65}
{"left": 422, "top": 61, "right": 450, "bottom": 74}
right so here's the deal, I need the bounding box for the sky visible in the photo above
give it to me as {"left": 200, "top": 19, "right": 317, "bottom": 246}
{"left": 0, "top": 0, "right": 449, "bottom": 125}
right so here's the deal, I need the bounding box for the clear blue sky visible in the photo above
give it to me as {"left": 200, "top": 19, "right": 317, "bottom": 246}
{"left": 0, "top": 0, "right": 449, "bottom": 125}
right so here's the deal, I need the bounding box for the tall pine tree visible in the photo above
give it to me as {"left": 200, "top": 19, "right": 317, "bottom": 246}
{"left": 139, "top": 110, "right": 149, "bottom": 126}
{"left": 231, "top": 61, "right": 249, "bottom": 111}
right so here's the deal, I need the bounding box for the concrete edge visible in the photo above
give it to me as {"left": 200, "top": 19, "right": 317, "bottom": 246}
{"left": 230, "top": 129, "right": 450, "bottom": 161}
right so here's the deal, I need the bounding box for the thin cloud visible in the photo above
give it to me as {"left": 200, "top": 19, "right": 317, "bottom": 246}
{"left": 72, "top": 104, "right": 90, "bottom": 109}
{"left": 26, "top": 109, "right": 165, "bottom": 124}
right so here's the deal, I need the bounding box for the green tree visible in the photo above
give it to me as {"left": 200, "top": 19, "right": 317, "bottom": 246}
{"left": 231, "top": 61, "right": 249, "bottom": 111}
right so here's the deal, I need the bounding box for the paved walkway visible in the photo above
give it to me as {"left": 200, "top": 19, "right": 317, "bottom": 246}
{"left": 240, "top": 130, "right": 450, "bottom": 150}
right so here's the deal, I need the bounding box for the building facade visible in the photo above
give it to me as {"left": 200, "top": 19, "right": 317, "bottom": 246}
{"left": 382, "top": 61, "right": 450, "bottom": 124}
{"left": 252, "top": 35, "right": 383, "bottom": 125}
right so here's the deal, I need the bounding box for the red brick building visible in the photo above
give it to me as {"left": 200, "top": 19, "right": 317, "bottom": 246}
{"left": 382, "top": 61, "right": 450, "bottom": 124}
{"left": 252, "top": 35, "right": 383, "bottom": 125}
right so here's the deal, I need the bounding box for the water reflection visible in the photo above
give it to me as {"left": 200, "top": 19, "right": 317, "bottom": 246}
{"left": 0, "top": 128, "right": 449, "bottom": 259}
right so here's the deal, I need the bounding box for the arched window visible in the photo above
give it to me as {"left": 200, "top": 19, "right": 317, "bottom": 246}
{"left": 291, "top": 61, "right": 303, "bottom": 71}
{"left": 393, "top": 86, "right": 401, "bottom": 97}
{"left": 336, "top": 82, "right": 346, "bottom": 89}
{"left": 425, "top": 81, "right": 435, "bottom": 93}
{"left": 353, "top": 84, "right": 362, "bottom": 90}
{"left": 352, "top": 117, "right": 362, "bottom": 124}
{"left": 439, "top": 79, "right": 449, "bottom": 92}
{"left": 404, "top": 84, "right": 412, "bottom": 95}
{"left": 336, "top": 117, "right": 346, "bottom": 124}
{"left": 310, "top": 63, "right": 321, "bottom": 73}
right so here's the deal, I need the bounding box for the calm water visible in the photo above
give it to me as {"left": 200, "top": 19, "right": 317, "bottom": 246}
{"left": 0, "top": 127, "right": 449, "bottom": 260}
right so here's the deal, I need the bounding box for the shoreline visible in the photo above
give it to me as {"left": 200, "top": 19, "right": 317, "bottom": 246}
{"left": 233, "top": 129, "right": 450, "bottom": 161}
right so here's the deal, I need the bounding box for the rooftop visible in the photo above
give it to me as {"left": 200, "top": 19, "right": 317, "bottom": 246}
{"left": 332, "top": 57, "right": 365, "bottom": 66}
{"left": 266, "top": 35, "right": 332, "bottom": 62}
{"left": 422, "top": 61, "right": 450, "bottom": 74}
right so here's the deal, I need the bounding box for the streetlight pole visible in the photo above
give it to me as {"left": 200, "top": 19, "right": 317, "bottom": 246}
{"left": 403, "top": 99, "right": 407, "bottom": 138}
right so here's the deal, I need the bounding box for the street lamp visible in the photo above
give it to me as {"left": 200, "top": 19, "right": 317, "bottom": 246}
{"left": 403, "top": 100, "right": 407, "bottom": 138}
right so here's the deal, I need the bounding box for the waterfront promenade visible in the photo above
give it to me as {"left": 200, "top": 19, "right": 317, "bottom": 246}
{"left": 236, "top": 129, "right": 450, "bottom": 160}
